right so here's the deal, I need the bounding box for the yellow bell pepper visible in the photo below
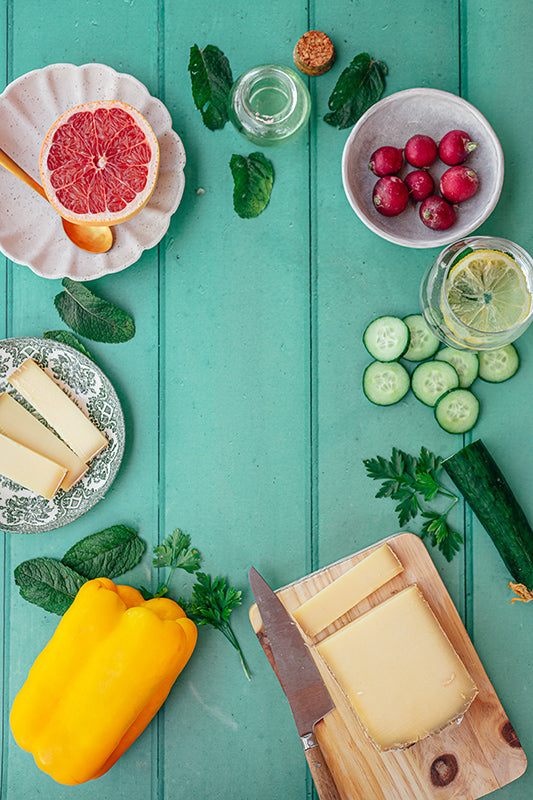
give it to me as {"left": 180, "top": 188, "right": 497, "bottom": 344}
{"left": 10, "top": 577, "right": 197, "bottom": 785}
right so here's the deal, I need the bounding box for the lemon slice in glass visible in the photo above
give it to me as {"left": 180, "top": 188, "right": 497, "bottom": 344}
{"left": 445, "top": 250, "right": 532, "bottom": 332}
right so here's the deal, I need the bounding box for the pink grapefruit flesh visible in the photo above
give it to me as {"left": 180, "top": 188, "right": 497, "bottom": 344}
{"left": 39, "top": 101, "right": 160, "bottom": 226}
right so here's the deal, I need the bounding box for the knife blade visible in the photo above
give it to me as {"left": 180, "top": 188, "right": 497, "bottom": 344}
{"left": 249, "top": 567, "right": 341, "bottom": 800}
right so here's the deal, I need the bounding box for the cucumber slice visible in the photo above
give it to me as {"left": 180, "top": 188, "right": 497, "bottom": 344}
{"left": 363, "top": 316, "right": 410, "bottom": 362}
{"left": 402, "top": 314, "right": 441, "bottom": 361}
{"left": 363, "top": 361, "right": 410, "bottom": 406}
{"left": 478, "top": 345, "right": 519, "bottom": 383}
{"left": 435, "top": 389, "right": 479, "bottom": 434}
{"left": 411, "top": 360, "right": 459, "bottom": 407}
{"left": 435, "top": 347, "right": 479, "bottom": 388}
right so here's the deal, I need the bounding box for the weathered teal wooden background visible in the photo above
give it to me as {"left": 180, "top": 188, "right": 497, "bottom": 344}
{"left": 1, "top": 1, "right": 531, "bottom": 798}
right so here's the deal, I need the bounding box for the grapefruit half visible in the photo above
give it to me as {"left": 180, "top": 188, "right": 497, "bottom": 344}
{"left": 39, "top": 101, "right": 160, "bottom": 227}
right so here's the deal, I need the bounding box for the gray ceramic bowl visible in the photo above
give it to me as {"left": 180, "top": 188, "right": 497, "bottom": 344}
{"left": 341, "top": 88, "right": 504, "bottom": 249}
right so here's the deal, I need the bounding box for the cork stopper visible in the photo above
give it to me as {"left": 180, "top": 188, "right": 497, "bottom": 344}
{"left": 293, "top": 31, "right": 336, "bottom": 76}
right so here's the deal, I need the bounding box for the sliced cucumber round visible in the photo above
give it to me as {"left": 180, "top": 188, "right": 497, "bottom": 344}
{"left": 478, "top": 345, "right": 519, "bottom": 383}
{"left": 435, "top": 347, "right": 479, "bottom": 388}
{"left": 363, "top": 361, "right": 410, "bottom": 406}
{"left": 363, "top": 316, "right": 410, "bottom": 362}
{"left": 435, "top": 389, "right": 479, "bottom": 434}
{"left": 402, "top": 314, "right": 441, "bottom": 362}
{"left": 411, "top": 360, "right": 459, "bottom": 407}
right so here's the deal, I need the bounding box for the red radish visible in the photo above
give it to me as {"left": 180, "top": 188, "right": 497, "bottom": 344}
{"left": 405, "top": 170, "right": 434, "bottom": 202}
{"left": 438, "top": 129, "right": 478, "bottom": 165}
{"left": 372, "top": 176, "right": 409, "bottom": 217}
{"left": 405, "top": 134, "right": 438, "bottom": 168}
{"left": 368, "top": 146, "right": 403, "bottom": 176}
{"left": 440, "top": 165, "right": 479, "bottom": 203}
{"left": 419, "top": 196, "right": 456, "bottom": 230}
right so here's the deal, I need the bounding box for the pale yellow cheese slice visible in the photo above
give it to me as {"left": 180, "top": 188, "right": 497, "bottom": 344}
{"left": 0, "top": 393, "right": 88, "bottom": 491}
{"left": 293, "top": 544, "right": 403, "bottom": 637}
{"left": 317, "top": 584, "right": 478, "bottom": 751}
{"left": 0, "top": 431, "right": 66, "bottom": 499}
{"left": 8, "top": 358, "right": 107, "bottom": 463}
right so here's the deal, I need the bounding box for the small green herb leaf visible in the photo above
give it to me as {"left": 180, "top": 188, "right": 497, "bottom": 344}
{"left": 54, "top": 278, "right": 135, "bottom": 343}
{"left": 230, "top": 152, "right": 274, "bottom": 219}
{"left": 43, "top": 330, "right": 95, "bottom": 361}
{"left": 324, "top": 53, "right": 387, "bottom": 129}
{"left": 188, "top": 44, "right": 233, "bottom": 130}
{"left": 14, "top": 557, "right": 86, "bottom": 615}
{"left": 62, "top": 525, "right": 145, "bottom": 580}
{"left": 153, "top": 528, "right": 201, "bottom": 573}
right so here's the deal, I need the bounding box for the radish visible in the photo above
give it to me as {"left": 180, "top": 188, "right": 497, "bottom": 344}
{"left": 439, "top": 129, "right": 478, "bottom": 165}
{"left": 372, "top": 176, "right": 409, "bottom": 217}
{"left": 440, "top": 165, "right": 479, "bottom": 203}
{"left": 405, "top": 134, "right": 438, "bottom": 168}
{"left": 419, "top": 196, "right": 456, "bottom": 230}
{"left": 405, "top": 170, "right": 434, "bottom": 202}
{"left": 369, "top": 146, "right": 403, "bottom": 176}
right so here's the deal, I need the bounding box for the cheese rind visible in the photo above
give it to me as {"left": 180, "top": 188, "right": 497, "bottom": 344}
{"left": 0, "top": 431, "right": 66, "bottom": 499}
{"left": 0, "top": 393, "right": 88, "bottom": 491}
{"left": 293, "top": 544, "right": 403, "bottom": 637}
{"left": 317, "top": 584, "right": 478, "bottom": 751}
{"left": 8, "top": 359, "right": 107, "bottom": 463}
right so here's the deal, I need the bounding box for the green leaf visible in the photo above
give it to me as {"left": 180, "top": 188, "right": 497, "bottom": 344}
{"left": 230, "top": 152, "right": 274, "bottom": 219}
{"left": 54, "top": 278, "right": 135, "bottom": 343}
{"left": 152, "top": 528, "right": 201, "bottom": 574}
{"left": 43, "top": 330, "right": 95, "bottom": 361}
{"left": 324, "top": 53, "right": 387, "bottom": 129}
{"left": 14, "top": 557, "right": 86, "bottom": 615}
{"left": 188, "top": 44, "right": 233, "bottom": 130}
{"left": 62, "top": 525, "right": 145, "bottom": 580}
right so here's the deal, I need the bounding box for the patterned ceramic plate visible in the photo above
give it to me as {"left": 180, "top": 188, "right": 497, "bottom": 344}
{"left": 0, "top": 337, "right": 125, "bottom": 533}
{"left": 0, "top": 62, "right": 186, "bottom": 279}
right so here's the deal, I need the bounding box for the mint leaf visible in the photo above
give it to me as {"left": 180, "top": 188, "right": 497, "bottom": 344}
{"left": 188, "top": 44, "right": 233, "bottom": 130}
{"left": 54, "top": 278, "right": 135, "bottom": 343}
{"left": 14, "top": 557, "right": 86, "bottom": 615}
{"left": 230, "top": 152, "right": 274, "bottom": 218}
{"left": 62, "top": 525, "right": 145, "bottom": 580}
{"left": 43, "top": 330, "right": 95, "bottom": 361}
{"left": 324, "top": 53, "right": 387, "bottom": 129}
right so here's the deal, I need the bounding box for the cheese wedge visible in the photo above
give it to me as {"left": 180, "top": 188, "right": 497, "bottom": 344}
{"left": 0, "top": 431, "right": 67, "bottom": 499}
{"left": 0, "top": 393, "right": 88, "bottom": 491}
{"left": 317, "top": 584, "right": 478, "bottom": 750}
{"left": 8, "top": 358, "right": 107, "bottom": 463}
{"left": 293, "top": 544, "right": 403, "bottom": 637}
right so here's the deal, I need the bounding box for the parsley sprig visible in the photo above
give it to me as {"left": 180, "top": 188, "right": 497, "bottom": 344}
{"left": 363, "top": 447, "right": 462, "bottom": 561}
{"left": 150, "top": 529, "right": 201, "bottom": 598}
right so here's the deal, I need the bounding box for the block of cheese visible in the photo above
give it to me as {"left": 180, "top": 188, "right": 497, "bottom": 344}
{"left": 293, "top": 544, "right": 403, "bottom": 637}
{"left": 8, "top": 358, "right": 107, "bottom": 463}
{"left": 0, "top": 393, "right": 88, "bottom": 491}
{"left": 316, "top": 584, "right": 478, "bottom": 751}
{"left": 0, "top": 431, "right": 66, "bottom": 499}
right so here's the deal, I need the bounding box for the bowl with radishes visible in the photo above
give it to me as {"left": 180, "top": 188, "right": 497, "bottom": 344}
{"left": 341, "top": 88, "right": 504, "bottom": 248}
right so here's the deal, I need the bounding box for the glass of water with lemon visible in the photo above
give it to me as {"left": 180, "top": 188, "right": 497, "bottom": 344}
{"left": 420, "top": 236, "right": 533, "bottom": 351}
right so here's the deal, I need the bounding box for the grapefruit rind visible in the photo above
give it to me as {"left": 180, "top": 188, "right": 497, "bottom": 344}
{"left": 39, "top": 100, "right": 160, "bottom": 227}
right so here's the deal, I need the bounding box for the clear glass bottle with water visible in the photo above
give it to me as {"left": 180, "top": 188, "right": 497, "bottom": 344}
{"left": 228, "top": 64, "right": 311, "bottom": 146}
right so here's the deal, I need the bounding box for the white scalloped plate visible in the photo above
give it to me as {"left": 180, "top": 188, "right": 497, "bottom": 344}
{"left": 0, "top": 63, "right": 186, "bottom": 279}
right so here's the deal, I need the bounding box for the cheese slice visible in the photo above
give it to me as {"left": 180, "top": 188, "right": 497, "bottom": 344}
{"left": 317, "top": 584, "right": 478, "bottom": 751}
{"left": 0, "top": 393, "right": 88, "bottom": 491}
{"left": 293, "top": 544, "right": 403, "bottom": 637}
{"left": 8, "top": 358, "right": 108, "bottom": 463}
{"left": 0, "top": 431, "right": 67, "bottom": 499}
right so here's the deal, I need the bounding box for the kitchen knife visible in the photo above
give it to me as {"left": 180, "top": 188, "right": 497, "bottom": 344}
{"left": 249, "top": 567, "right": 341, "bottom": 800}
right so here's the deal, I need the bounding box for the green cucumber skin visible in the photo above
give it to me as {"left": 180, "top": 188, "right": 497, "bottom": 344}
{"left": 443, "top": 439, "right": 533, "bottom": 591}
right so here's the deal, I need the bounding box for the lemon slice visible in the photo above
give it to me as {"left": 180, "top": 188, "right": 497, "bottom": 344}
{"left": 445, "top": 250, "right": 532, "bottom": 333}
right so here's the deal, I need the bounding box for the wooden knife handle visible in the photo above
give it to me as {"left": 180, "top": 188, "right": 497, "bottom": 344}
{"left": 302, "top": 732, "right": 341, "bottom": 800}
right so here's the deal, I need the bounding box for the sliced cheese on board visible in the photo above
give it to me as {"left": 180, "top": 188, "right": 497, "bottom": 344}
{"left": 0, "top": 393, "right": 88, "bottom": 491}
{"left": 8, "top": 358, "right": 107, "bottom": 463}
{"left": 293, "top": 544, "right": 403, "bottom": 637}
{"left": 0, "top": 431, "right": 66, "bottom": 499}
{"left": 316, "top": 583, "right": 478, "bottom": 751}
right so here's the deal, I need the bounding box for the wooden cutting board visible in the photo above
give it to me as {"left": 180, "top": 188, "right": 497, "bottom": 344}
{"left": 250, "top": 532, "right": 527, "bottom": 800}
